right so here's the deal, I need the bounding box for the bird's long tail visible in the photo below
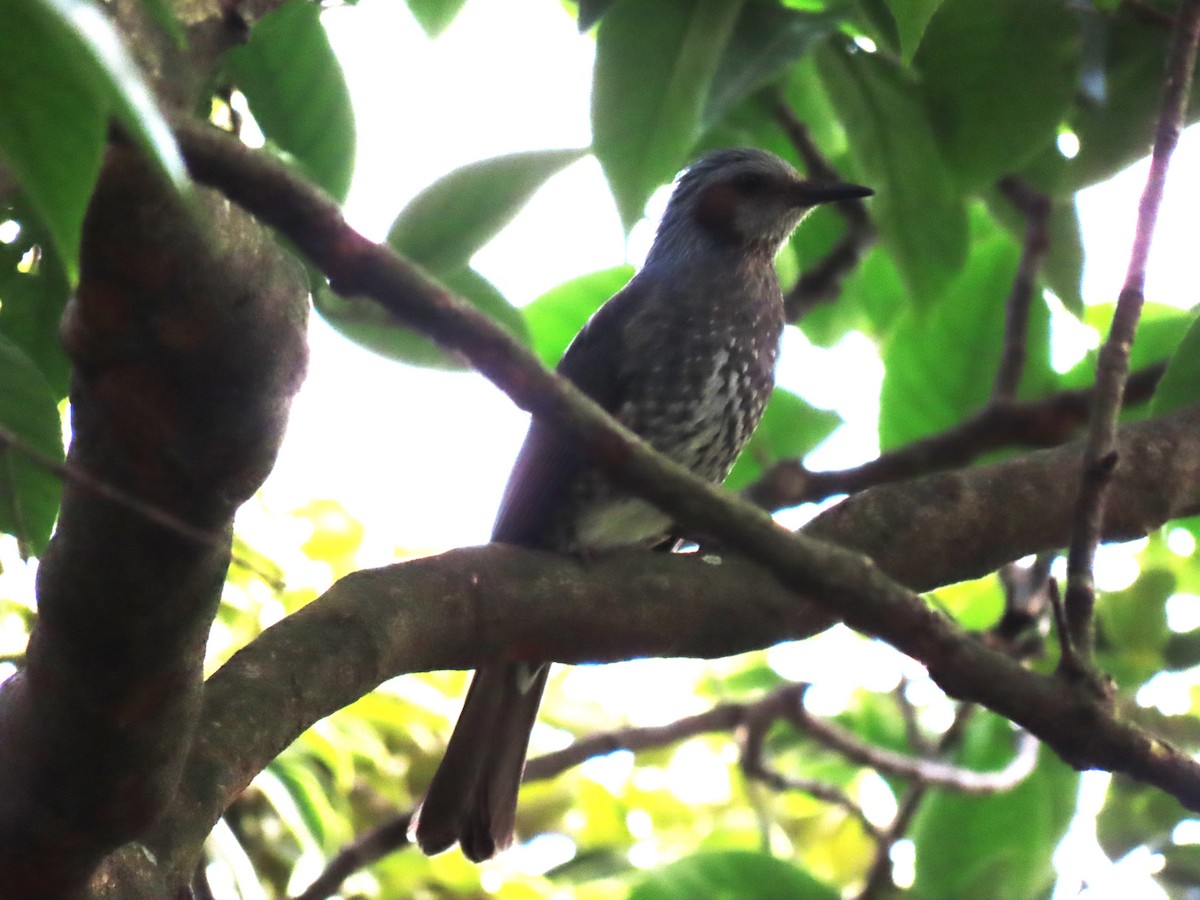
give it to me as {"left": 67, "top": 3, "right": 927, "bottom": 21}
{"left": 411, "top": 661, "right": 549, "bottom": 862}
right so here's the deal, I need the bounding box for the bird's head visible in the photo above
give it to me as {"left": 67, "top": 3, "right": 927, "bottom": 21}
{"left": 650, "top": 148, "right": 873, "bottom": 262}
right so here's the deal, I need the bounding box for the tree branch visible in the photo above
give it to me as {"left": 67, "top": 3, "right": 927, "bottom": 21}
{"left": 1063, "top": 0, "right": 1200, "bottom": 669}
{"left": 0, "top": 154, "right": 308, "bottom": 897}
{"left": 150, "top": 405, "right": 1200, "bottom": 883}
{"left": 169, "top": 118, "right": 1200, "bottom": 885}
{"left": 744, "top": 363, "right": 1164, "bottom": 511}
{"left": 991, "top": 177, "right": 1051, "bottom": 401}
{"left": 295, "top": 679, "right": 1040, "bottom": 898}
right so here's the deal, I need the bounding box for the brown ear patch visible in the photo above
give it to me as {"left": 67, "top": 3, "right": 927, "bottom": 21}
{"left": 693, "top": 181, "right": 743, "bottom": 242}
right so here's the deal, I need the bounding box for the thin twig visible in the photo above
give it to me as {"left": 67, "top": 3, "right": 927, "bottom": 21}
{"left": 291, "top": 815, "right": 413, "bottom": 900}
{"left": 1062, "top": 0, "right": 1200, "bottom": 671}
{"left": 0, "top": 424, "right": 224, "bottom": 547}
{"left": 894, "top": 679, "right": 933, "bottom": 756}
{"left": 745, "top": 363, "right": 1164, "bottom": 511}
{"left": 770, "top": 96, "right": 877, "bottom": 320}
{"left": 0, "top": 445, "right": 29, "bottom": 557}
{"left": 0, "top": 424, "right": 285, "bottom": 589}
{"left": 991, "top": 177, "right": 1051, "bottom": 401}
{"left": 291, "top": 681, "right": 1031, "bottom": 899}
{"left": 738, "top": 687, "right": 884, "bottom": 841}
{"left": 787, "top": 692, "right": 1040, "bottom": 792}
{"left": 855, "top": 703, "right": 984, "bottom": 900}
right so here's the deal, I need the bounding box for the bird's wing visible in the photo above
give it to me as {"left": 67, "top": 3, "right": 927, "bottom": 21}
{"left": 490, "top": 276, "right": 651, "bottom": 546}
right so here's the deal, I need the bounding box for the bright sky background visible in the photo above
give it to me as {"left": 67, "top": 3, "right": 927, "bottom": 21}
{"left": 232, "top": 2, "right": 1200, "bottom": 895}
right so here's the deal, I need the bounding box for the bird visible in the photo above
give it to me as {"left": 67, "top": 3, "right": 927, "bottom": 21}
{"left": 411, "top": 147, "right": 873, "bottom": 862}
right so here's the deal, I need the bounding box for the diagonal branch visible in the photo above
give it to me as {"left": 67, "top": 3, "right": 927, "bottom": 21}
{"left": 169, "top": 119, "right": 1200, "bottom": 885}
{"left": 1063, "top": 0, "right": 1200, "bottom": 670}
{"left": 156, "top": 405, "right": 1200, "bottom": 885}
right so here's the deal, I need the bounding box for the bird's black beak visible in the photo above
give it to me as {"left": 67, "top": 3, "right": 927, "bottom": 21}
{"left": 792, "top": 181, "right": 874, "bottom": 207}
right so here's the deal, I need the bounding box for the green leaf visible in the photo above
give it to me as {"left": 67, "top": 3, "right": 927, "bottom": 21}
{"left": 523, "top": 266, "right": 635, "bottom": 367}
{"left": 315, "top": 267, "right": 526, "bottom": 371}
{"left": 848, "top": 244, "right": 908, "bottom": 339}
{"left": 911, "top": 712, "right": 1077, "bottom": 899}
{"left": 1064, "top": 7, "right": 1200, "bottom": 193}
{"left": 593, "top": 0, "right": 745, "bottom": 229}
{"left": 817, "top": 44, "right": 968, "bottom": 305}
{"left": 629, "top": 850, "right": 838, "bottom": 900}
{"left": 0, "top": 207, "right": 72, "bottom": 397}
{"left": 578, "top": 0, "right": 617, "bottom": 31}
{"left": 1062, "top": 302, "right": 1192, "bottom": 392}
{"left": 260, "top": 758, "right": 347, "bottom": 851}
{"left": 1096, "top": 567, "right": 1174, "bottom": 685}
{"left": 703, "top": 4, "right": 835, "bottom": 129}
{"left": 405, "top": 0, "right": 468, "bottom": 37}
{"left": 879, "top": 217, "right": 1053, "bottom": 450}
{"left": 387, "top": 149, "right": 586, "bottom": 275}
{"left": 225, "top": 0, "right": 356, "bottom": 202}
{"left": 1150, "top": 308, "right": 1200, "bottom": 418}
{"left": 914, "top": 0, "right": 1080, "bottom": 189}
{"left": 0, "top": 333, "right": 64, "bottom": 556}
{"left": 1096, "top": 775, "right": 1187, "bottom": 861}
{"left": 881, "top": 0, "right": 943, "bottom": 63}
{"left": 725, "top": 389, "right": 841, "bottom": 491}
{"left": 0, "top": 0, "right": 187, "bottom": 281}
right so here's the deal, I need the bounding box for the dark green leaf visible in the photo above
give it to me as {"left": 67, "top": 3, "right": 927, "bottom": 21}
{"left": 1063, "top": 7, "right": 1200, "bottom": 193}
{"left": 879, "top": 216, "right": 1053, "bottom": 449}
{"left": 629, "top": 849, "right": 838, "bottom": 900}
{"left": 405, "top": 0, "right": 468, "bottom": 37}
{"left": 225, "top": 0, "right": 356, "bottom": 202}
{"left": 914, "top": 0, "right": 1080, "bottom": 189}
{"left": 0, "top": 0, "right": 186, "bottom": 280}
{"left": 262, "top": 758, "right": 345, "bottom": 851}
{"left": 523, "top": 266, "right": 635, "bottom": 368}
{"left": 1096, "top": 567, "right": 1174, "bottom": 685}
{"left": 0, "top": 333, "right": 63, "bottom": 556}
{"left": 881, "top": 0, "right": 943, "bottom": 63}
{"left": 387, "top": 149, "right": 586, "bottom": 275}
{"left": 1163, "top": 843, "right": 1200, "bottom": 889}
{"left": 1150, "top": 308, "right": 1200, "bottom": 418}
{"left": 725, "top": 388, "right": 841, "bottom": 490}
{"left": 817, "top": 44, "right": 968, "bottom": 304}
{"left": 779, "top": 56, "right": 846, "bottom": 162}
{"left": 911, "top": 712, "right": 1077, "bottom": 899}
{"left": 1096, "top": 775, "right": 1187, "bottom": 862}
{"left": 315, "top": 267, "right": 525, "bottom": 371}
{"left": 1061, "top": 303, "right": 1192, "bottom": 392}
{"left": 578, "top": 0, "right": 617, "bottom": 31}
{"left": 0, "top": 208, "right": 72, "bottom": 397}
{"left": 593, "top": 0, "right": 745, "bottom": 229}
{"left": 847, "top": 244, "right": 908, "bottom": 339}
{"left": 703, "top": 4, "right": 835, "bottom": 129}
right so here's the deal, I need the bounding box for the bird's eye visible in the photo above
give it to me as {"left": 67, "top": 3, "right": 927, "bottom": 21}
{"left": 732, "top": 172, "right": 767, "bottom": 193}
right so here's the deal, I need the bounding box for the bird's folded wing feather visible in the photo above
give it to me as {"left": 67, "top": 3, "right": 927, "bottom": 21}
{"left": 490, "top": 277, "right": 654, "bottom": 546}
